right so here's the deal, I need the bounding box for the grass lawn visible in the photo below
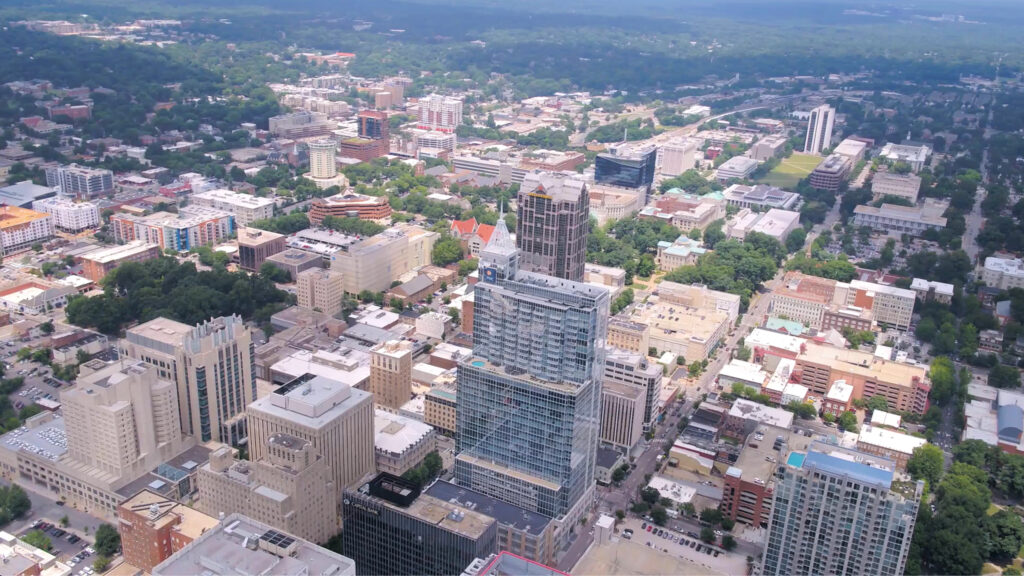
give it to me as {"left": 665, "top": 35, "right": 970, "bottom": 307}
{"left": 757, "top": 152, "right": 822, "bottom": 189}
{"left": 988, "top": 503, "right": 1003, "bottom": 516}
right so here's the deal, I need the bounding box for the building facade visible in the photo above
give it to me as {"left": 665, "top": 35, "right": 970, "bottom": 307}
{"left": 296, "top": 268, "right": 344, "bottom": 315}
{"left": 31, "top": 197, "right": 99, "bottom": 232}
{"left": 599, "top": 381, "right": 645, "bottom": 450}
{"left": 0, "top": 205, "right": 54, "bottom": 254}
{"left": 370, "top": 340, "right": 414, "bottom": 410}
{"left": 515, "top": 173, "right": 589, "bottom": 282}
{"left": 595, "top": 144, "right": 656, "bottom": 191}
{"left": 78, "top": 241, "right": 161, "bottom": 282}
{"left": 237, "top": 228, "right": 286, "bottom": 272}
{"left": 417, "top": 95, "right": 463, "bottom": 132}
{"left": 110, "top": 207, "right": 235, "bottom": 252}
{"left": 191, "top": 189, "right": 275, "bottom": 227}
{"left": 803, "top": 105, "right": 835, "bottom": 155}
{"left": 330, "top": 224, "right": 437, "bottom": 294}
{"left": 309, "top": 192, "right": 393, "bottom": 224}
{"left": 45, "top": 164, "right": 113, "bottom": 199}
{"left": 118, "top": 489, "right": 219, "bottom": 573}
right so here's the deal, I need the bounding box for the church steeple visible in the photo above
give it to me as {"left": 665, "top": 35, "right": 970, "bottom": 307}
{"left": 478, "top": 207, "right": 519, "bottom": 282}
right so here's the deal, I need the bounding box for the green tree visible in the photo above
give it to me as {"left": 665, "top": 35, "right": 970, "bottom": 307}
{"left": 985, "top": 509, "right": 1024, "bottom": 563}
{"left": 22, "top": 530, "right": 50, "bottom": 551}
{"left": 60, "top": 515, "right": 69, "bottom": 527}
{"left": 93, "top": 556, "right": 111, "bottom": 573}
{"left": 94, "top": 523, "right": 121, "bottom": 557}
{"left": 837, "top": 411, "right": 858, "bottom": 432}
{"left": 39, "top": 321, "right": 54, "bottom": 335}
{"left": 259, "top": 261, "right": 291, "bottom": 283}
{"left": 640, "top": 487, "right": 660, "bottom": 505}
{"left": 785, "top": 227, "right": 807, "bottom": 253}
{"left": 735, "top": 345, "right": 752, "bottom": 361}
{"left": 432, "top": 235, "right": 464, "bottom": 266}
{"left": 721, "top": 535, "right": 737, "bottom": 551}
{"left": 688, "top": 361, "right": 702, "bottom": 378}
{"left": 700, "top": 526, "right": 715, "bottom": 543}
{"left": 907, "top": 444, "right": 944, "bottom": 486}
{"left": 990, "top": 364, "right": 1021, "bottom": 389}
{"left": 865, "top": 395, "right": 889, "bottom": 412}
{"left": 699, "top": 507, "right": 723, "bottom": 525}
{"left": 651, "top": 504, "right": 668, "bottom": 526}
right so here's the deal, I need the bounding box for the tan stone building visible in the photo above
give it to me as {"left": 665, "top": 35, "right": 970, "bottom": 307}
{"left": 599, "top": 381, "right": 645, "bottom": 450}
{"left": 424, "top": 383, "right": 457, "bottom": 436}
{"left": 370, "top": 340, "right": 413, "bottom": 410}
{"left": 330, "top": 223, "right": 438, "bottom": 293}
{"left": 296, "top": 268, "right": 344, "bottom": 315}
{"left": 374, "top": 409, "right": 437, "bottom": 476}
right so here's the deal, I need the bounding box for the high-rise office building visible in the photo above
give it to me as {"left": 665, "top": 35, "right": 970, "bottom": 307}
{"left": 247, "top": 374, "right": 375, "bottom": 491}
{"left": 762, "top": 443, "right": 923, "bottom": 576}
{"left": 602, "top": 348, "right": 663, "bottom": 430}
{"left": 803, "top": 104, "right": 835, "bottom": 155}
{"left": 455, "top": 216, "right": 608, "bottom": 537}
{"left": 307, "top": 139, "right": 339, "bottom": 180}
{"left": 121, "top": 315, "right": 256, "bottom": 445}
{"left": 358, "top": 110, "right": 388, "bottom": 140}
{"left": 370, "top": 340, "right": 414, "bottom": 410}
{"left": 515, "top": 173, "right": 589, "bottom": 282}
{"left": 594, "top": 143, "right": 657, "bottom": 191}
{"left": 237, "top": 227, "right": 286, "bottom": 272}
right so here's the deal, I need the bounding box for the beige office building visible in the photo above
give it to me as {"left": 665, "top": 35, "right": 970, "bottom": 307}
{"left": 370, "top": 340, "right": 413, "bottom": 410}
{"left": 121, "top": 315, "right": 256, "bottom": 445}
{"left": 296, "top": 268, "right": 344, "bottom": 315}
{"left": 330, "top": 224, "right": 438, "bottom": 293}
{"left": 599, "top": 381, "right": 645, "bottom": 450}
{"left": 247, "top": 375, "right": 375, "bottom": 490}
{"left": 197, "top": 433, "right": 338, "bottom": 544}
{"left": 374, "top": 409, "right": 437, "bottom": 476}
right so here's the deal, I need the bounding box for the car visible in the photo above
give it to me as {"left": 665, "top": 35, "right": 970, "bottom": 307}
{"left": 641, "top": 522, "right": 647, "bottom": 530}
{"left": 705, "top": 548, "right": 713, "bottom": 555}
{"left": 55, "top": 500, "right": 65, "bottom": 506}
{"left": 714, "top": 551, "right": 720, "bottom": 557}
{"left": 690, "top": 541, "right": 696, "bottom": 548}
{"left": 696, "top": 545, "right": 703, "bottom": 552}
{"left": 714, "top": 530, "right": 723, "bottom": 537}
{"left": 646, "top": 525, "right": 653, "bottom": 532}
{"left": 622, "top": 532, "right": 632, "bottom": 540}
{"left": 68, "top": 535, "right": 80, "bottom": 543}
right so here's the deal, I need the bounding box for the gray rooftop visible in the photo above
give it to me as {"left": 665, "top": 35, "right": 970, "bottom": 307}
{"left": 0, "top": 414, "right": 67, "bottom": 461}
{"left": 426, "top": 480, "right": 552, "bottom": 536}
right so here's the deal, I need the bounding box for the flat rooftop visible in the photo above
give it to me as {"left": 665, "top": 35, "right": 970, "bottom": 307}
{"left": 126, "top": 317, "right": 193, "bottom": 349}
{"left": 426, "top": 480, "right": 552, "bottom": 536}
{"left": 799, "top": 342, "right": 928, "bottom": 387}
{"left": 857, "top": 425, "right": 926, "bottom": 456}
{"left": 119, "top": 489, "right": 219, "bottom": 536}
{"left": 374, "top": 409, "right": 434, "bottom": 456}
{"left": 0, "top": 414, "right": 66, "bottom": 461}
{"left": 794, "top": 445, "right": 895, "bottom": 489}
{"left": 728, "top": 398, "right": 794, "bottom": 429}
{"left": 250, "top": 374, "right": 371, "bottom": 429}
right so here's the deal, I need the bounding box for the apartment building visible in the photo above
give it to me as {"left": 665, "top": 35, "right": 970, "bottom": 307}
{"left": 191, "top": 189, "right": 275, "bottom": 227}
{"left": 78, "top": 240, "right": 161, "bottom": 282}
{"left": 247, "top": 374, "right": 375, "bottom": 490}
{"left": 370, "top": 340, "right": 413, "bottom": 410}
{"left": 237, "top": 227, "right": 286, "bottom": 272}
{"left": 0, "top": 205, "right": 54, "bottom": 253}
{"left": 330, "top": 224, "right": 438, "bottom": 293}
{"left": 599, "top": 381, "right": 645, "bottom": 451}
{"left": 853, "top": 198, "right": 948, "bottom": 236}
{"left": 847, "top": 279, "right": 915, "bottom": 331}
{"left": 982, "top": 256, "right": 1024, "bottom": 291}
{"left": 296, "top": 268, "right": 344, "bottom": 315}
{"left": 910, "top": 278, "right": 954, "bottom": 304}
{"left": 802, "top": 105, "right": 835, "bottom": 155}
{"left": 118, "top": 489, "right": 219, "bottom": 573}
{"left": 197, "top": 436, "right": 337, "bottom": 544}
{"left": 308, "top": 192, "right": 393, "bottom": 223}
{"left": 121, "top": 315, "right": 255, "bottom": 445}
{"left": 110, "top": 207, "right": 235, "bottom": 252}
{"left": 374, "top": 409, "right": 436, "bottom": 476}
{"left": 417, "top": 94, "right": 463, "bottom": 132}
{"left": 45, "top": 164, "right": 113, "bottom": 199}
{"left": 770, "top": 272, "right": 842, "bottom": 328}
{"left": 31, "top": 197, "right": 99, "bottom": 232}
{"left": 871, "top": 172, "right": 922, "bottom": 203}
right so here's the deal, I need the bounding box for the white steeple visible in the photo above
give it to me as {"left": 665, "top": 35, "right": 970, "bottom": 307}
{"left": 478, "top": 206, "right": 519, "bottom": 281}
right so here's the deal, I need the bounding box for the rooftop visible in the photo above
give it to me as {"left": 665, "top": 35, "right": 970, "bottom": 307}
{"left": 794, "top": 444, "right": 895, "bottom": 489}
{"left": 250, "top": 374, "right": 372, "bottom": 428}
{"left": 193, "top": 189, "right": 275, "bottom": 209}
{"left": 746, "top": 328, "right": 805, "bottom": 355}
{"left": 728, "top": 398, "right": 794, "bottom": 429}
{"left": 813, "top": 154, "right": 851, "bottom": 175}
{"left": 717, "top": 156, "right": 758, "bottom": 173}
{"left": 800, "top": 342, "right": 928, "bottom": 387}
{"left": 0, "top": 205, "right": 51, "bottom": 230}
{"left": 119, "top": 489, "right": 219, "bottom": 537}
{"left": 853, "top": 199, "right": 948, "bottom": 227}
{"left": 237, "top": 227, "right": 285, "bottom": 247}
{"left": 426, "top": 481, "right": 552, "bottom": 537}
{"left": 81, "top": 240, "right": 159, "bottom": 264}
{"left": 374, "top": 409, "right": 435, "bottom": 456}
{"left": 152, "top": 513, "right": 355, "bottom": 576}
{"left": 355, "top": 474, "right": 495, "bottom": 541}
{"left": 719, "top": 359, "right": 769, "bottom": 386}
{"left": 0, "top": 413, "right": 66, "bottom": 461}
{"left": 857, "top": 425, "right": 926, "bottom": 456}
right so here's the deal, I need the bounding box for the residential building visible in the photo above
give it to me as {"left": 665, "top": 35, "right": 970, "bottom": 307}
{"left": 330, "top": 223, "right": 438, "bottom": 293}
{"left": 31, "top": 197, "right": 99, "bottom": 232}
{"left": 78, "top": 240, "right": 161, "bottom": 282}
{"left": 722, "top": 184, "right": 800, "bottom": 211}
{"left": 0, "top": 205, "right": 54, "bottom": 254}
{"left": 516, "top": 172, "right": 589, "bottom": 282}
{"left": 855, "top": 426, "right": 927, "bottom": 469}
{"left": 879, "top": 143, "right": 931, "bottom": 172}
{"left": 191, "top": 189, "right": 275, "bottom": 227}
{"left": 658, "top": 138, "right": 698, "bottom": 176}
{"left": 846, "top": 280, "right": 916, "bottom": 331}
{"left": 45, "top": 164, "right": 113, "bottom": 199}
{"left": 726, "top": 208, "right": 800, "bottom": 243}
{"left": 808, "top": 154, "right": 851, "bottom": 192}
{"left": 417, "top": 95, "right": 463, "bottom": 132}
{"left": 872, "top": 172, "right": 922, "bottom": 203}
{"left": 424, "top": 383, "right": 457, "bottom": 436}
{"left": 264, "top": 249, "right": 323, "bottom": 280}
{"left": 853, "top": 198, "right": 948, "bottom": 235}
{"left": 982, "top": 256, "right": 1024, "bottom": 291}
{"left": 594, "top": 144, "right": 657, "bottom": 192}
{"left": 197, "top": 436, "right": 337, "bottom": 544}
{"left": 427, "top": 482, "right": 556, "bottom": 567}
{"left": 306, "top": 139, "right": 345, "bottom": 190}
{"left": 309, "top": 192, "right": 393, "bottom": 223}
{"left": 456, "top": 216, "right": 607, "bottom": 541}
{"left": 910, "top": 278, "right": 954, "bottom": 304}
{"left": 237, "top": 228, "right": 286, "bottom": 272}
{"left": 639, "top": 189, "right": 725, "bottom": 233}
{"left": 723, "top": 430, "right": 807, "bottom": 529}
{"left": 118, "top": 489, "right": 219, "bottom": 573}
{"left": 342, "top": 473, "right": 497, "bottom": 576}
{"left": 109, "top": 207, "right": 235, "bottom": 252}
{"left": 370, "top": 340, "right": 414, "bottom": 410}
{"left": 588, "top": 183, "right": 645, "bottom": 225}
{"left": 762, "top": 444, "right": 922, "bottom": 576}
{"left": 599, "top": 381, "right": 645, "bottom": 450}
{"left": 598, "top": 348, "right": 663, "bottom": 428}
{"left": 655, "top": 235, "right": 706, "bottom": 271}
{"left": 247, "top": 374, "right": 375, "bottom": 490}
{"left": 715, "top": 156, "right": 758, "bottom": 182}
{"left": 795, "top": 342, "right": 930, "bottom": 414}
{"left": 374, "top": 409, "right": 436, "bottom": 475}
{"left": 296, "top": 268, "right": 344, "bottom": 315}
{"left": 749, "top": 135, "right": 788, "bottom": 162}
{"left": 268, "top": 111, "right": 335, "bottom": 139}
{"left": 803, "top": 104, "right": 835, "bottom": 154}
{"left": 152, "top": 513, "right": 355, "bottom": 576}
{"left": 121, "top": 315, "right": 255, "bottom": 445}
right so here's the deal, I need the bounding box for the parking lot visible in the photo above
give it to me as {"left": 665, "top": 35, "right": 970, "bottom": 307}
{"left": 18, "top": 520, "right": 95, "bottom": 567}
{"left": 619, "top": 517, "right": 747, "bottom": 575}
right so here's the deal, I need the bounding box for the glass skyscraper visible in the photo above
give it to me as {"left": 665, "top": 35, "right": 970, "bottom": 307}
{"left": 594, "top": 144, "right": 657, "bottom": 190}
{"left": 455, "top": 215, "right": 608, "bottom": 520}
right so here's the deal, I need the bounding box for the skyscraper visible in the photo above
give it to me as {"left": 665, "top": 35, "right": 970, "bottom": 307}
{"left": 121, "top": 315, "right": 256, "bottom": 445}
{"left": 515, "top": 172, "right": 589, "bottom": 282}
{"left": 803, "top": 104, "right": 835, "bottom": 155}
{"left": 762, "top": 443, "right": 923, "bottom": 576}
{"left": 455, "top": 215, "right": 608, "bottom": 538}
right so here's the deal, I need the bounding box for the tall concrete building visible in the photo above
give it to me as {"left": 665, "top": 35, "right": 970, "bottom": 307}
{"left": 197, "top": 434, "right": 337, "bottom": 544}
{"left": 515, "top": 172, "right": 589, "bottom": 282}
{"left": 307, "top": 139, "right": 339, "bottom": 180}
{"left": 121, "top": 315, "right": 256, "bottom": 445}
{"left": 803, "top": 104, "right": 835, "bottom": 155}
{"left": 602, "top": 348, "right": 662, "bottom": 430}
{"left": 417, "top": 95, "right": 463, "bottom": 132}
{"left": 296, "top": 268, "right": 344, "bottom": 315}
{"left": 45, "top": 164, "right": 114, "bottom": 199}
{"left": 237, "top": 227, "right": 286, "bottom": 272}
{"left": 247, "top": 374, "right": 375, "bottom": 491}
{"left": 370, "top": 340, "right": 413, "bottom": 410}
{"left": 330, "top": 223, "right": 438, "bottom": 293}
{"left": 762, "top": 443, "right": 922, "bottom": 576}
{"left": 658, "top": 138, "right": 698, "bottom": 177}
{"left": 456, "top": 215, "right": 608, "bottom": 542}
{"left": 599, "top": 381, "right": 645, "bottom": 450}
{"left": 62, "top": 360, "right": 188, "bottom": 481}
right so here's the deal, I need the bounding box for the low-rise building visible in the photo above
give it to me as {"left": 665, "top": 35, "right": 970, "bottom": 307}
{"left": 588, "top": 184, "right": 645, "bottom": 225}
{"left": 749, "top": 135, "right": 788, "bottom": 162}
{"left": 871, "top": 172, "right": 922, "bottom": 203}
{"left": 424, "top": 384, "right": 457, "bottom": 436}
{"left": 982, "top": 256, "right": 1024, "bottom": 291}
{"left": 855, "top": 426, "right": 927, "bottom": 469}
{"left": 308, "top": 192, "right": 392, "bottom": 224}
{"left": 117, "top": 489, "right": 220, "bottom": 573}
{"left": 78, "top": 241, "right": 162, "bottom": 282}
{"left": 264, "top": 249, "right": 322, "bottom": 281}
{"left": 31, "top": 197, "right": 99, "bottom": 233}
{"left": 296, "top": 268, "right": 344, "bottom": 315}
{"left": 797, "top": 343, "right": 930, "bottom": 414}
{"left": 583, "top": 263, "right": 626, "bottom": 298}
{"left": 374, "top": 409, "right": 436, "bottom": 476}
{"left": 722, "top": 398, "right": 795, "bottom": 439}
{"left": 715, "top": 156, "right": 758, "bottom": 182}
{"left": 853, "top": 198, "right": 948, "bottom": 236}
{"left": 330, "top": 223, "right": 438, "bottom": 294}
{"left": 910, "top": 278, "right": 954, "bottom": 304}
{"left": 879, "top": 142, "right": 931, "bottom": 172}
{"left": 833, "top": 138, "right": 868, "bottom": 164}
{"left": 722, "top": 184, "right": 800, "bottom": 211}
{"left": 237, "top": 227, "right": 287, "bottom": 272}
{"left": 191, "top": 189, "right": 275, "bottom": 227}
{"left": 655, "top": 235, "right": 707, "bottom": 271}
{"left": 808, "top": 154, "right": 851, "bottom": 192}
{"left": 726, "top": 208, "right": 800, "bottom": 243}
{"left": 638, "top": 189, "right": 725, "bottom": 233}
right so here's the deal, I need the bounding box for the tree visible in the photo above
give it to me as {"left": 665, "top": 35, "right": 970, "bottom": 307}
{"left": 39, "top": 321, "right": 54, "bottom": 335}
{"left": 93, "top": 556, "right": 111, "bottom": 573}
{"left": 735, "top": 345, "right": 752, "bottom": 361}
{"left": 699, "top": 507, "right": 723, "bottom": 525}
{"left": 94, "top": 523, "right": 121, "bottom": 557}
{"left": 640, "top": 487, "right": 660, "bottom": 505}
{"left": 259, "top": 261, "right": 291, "bottom": 283}
{"left": 721, "top": 535, "right": 737, "bottom": 551}
{"left": 60, "top": 515, "right": 69, "bottom": 527}
{"left": 22, "top": 530, "right": 50, "bottom": 551}
{"left": 688, "top": 361, "right": 702, "bottom": 378}
{"left": 611, "top": 464, "right": 628, "bottom": 484}
{"left": 700, "top": 526, "right": 715, "bottom": 543}
{"left": 985, "top": 510, "right": 1024, "bottom": 563}
{"left": 431, "top": 235, "right": 464, "bottom": 266}
{"left": 990, "top": 364, "right": 1021, "bottom": 389}
{"left": 651, "top": 504, "right": 668, "bottom": 526}
{"left": 720, "top": 517, "right": 735, "bottom": 531}
{"left": 785, "top": 227, "right": 807, "bottom": 253}
{"left": 907, "top": 444, "right": 944, "bottom": 486}
{"left": 865, "top": 395, "right": 889, "bottom": 412}
{"left": 615, "top": 509, "right": 625, "bottom": 521}
{"left": 837, "top": 411, "right": 858, "bottom": 432}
